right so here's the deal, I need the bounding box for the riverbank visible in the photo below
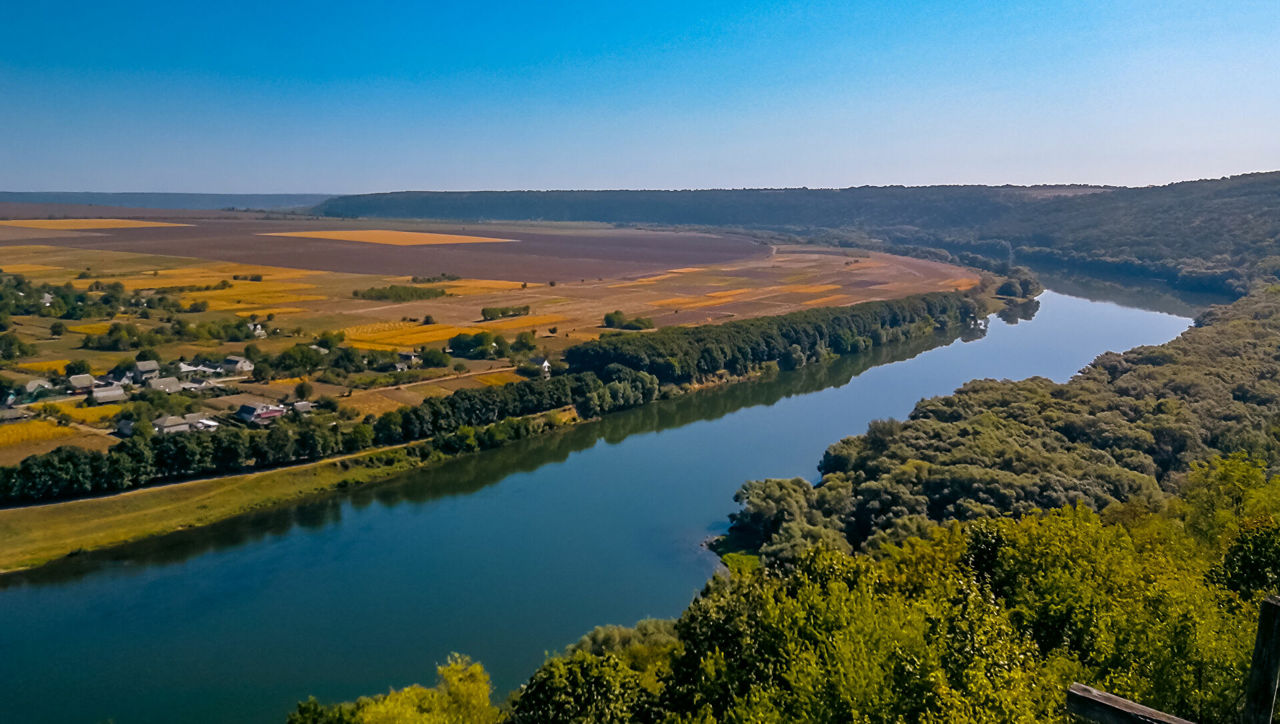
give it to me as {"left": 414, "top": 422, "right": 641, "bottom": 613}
{"left": 0, "top": 289, "right": 999, "bottom": 574}
{"left": 0, "top": 407, "right": 586, "bottom": 573}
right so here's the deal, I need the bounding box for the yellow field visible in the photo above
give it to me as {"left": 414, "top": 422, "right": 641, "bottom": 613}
{"left": 343, "top": 321, "right": 486, "bottom": 349}
{"left": 669, "top": 267, "right": 706, "bottom": 273}
{"left": 43, "top": 402, "right": 123, "bottom": 424}
{"left": 475, "top": 371, "right": 523, "bottom": 386}
{"left": 262, "top": 230, "right": 515, "bottom": 246}
{"left": 706, "top": 288, "right": 752, "bottom": 298}
{"left": 341, "top": 321, "right": 415, "bottom": 339}
{"left": 69, "top": 263, "right": 316, "bottom": 292}
{"left": 0, "top": 263, "right": 62, "bottom": 273}
{"left": 0, "top": 219, "right": 190, "bottom": 230}
{"left": 234, "top": 307, "right": 307, "bottom": 317}
{"left": 67, "top": 322, "right": 113, "bottom": 335}
{"left": 0, "top": 420, "right": 78, "bottom": 446}
{"left": 478, "top": 314, "right": 564, "bottom": 331}
{"left": 181, "top": 280, "right": 324, "bottom": 311}
{"left": 17, "top": 359, "right": 71, "bottom": 374}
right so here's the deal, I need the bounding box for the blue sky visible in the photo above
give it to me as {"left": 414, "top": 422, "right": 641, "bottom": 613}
{"left": 1, "top": 0, "right": 1277, "bottom": 193}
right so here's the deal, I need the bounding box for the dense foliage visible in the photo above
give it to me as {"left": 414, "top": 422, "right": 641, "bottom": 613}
{"left": 291, "top": 285, "right": 1280, "bottom": 722}
{"left": 0, "top": 290, "right": 984, "bottom": 506}
{"left": 480, "top": 305, "right": 529, "bottom": 320}
{"left": 351, "top": 285, "right": 447, "bottom": 301}
{"left": 299, "top": 470, "right": 1276, "bottom": 722}
{"left": 568, "top": 292, "right": 980, "bottom": 384}
{"left": 731, "top": 288, "right": 1280, "bottom": 559}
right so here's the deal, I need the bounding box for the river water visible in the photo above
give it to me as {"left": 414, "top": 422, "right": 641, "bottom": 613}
{"left": 0, "top": 290, "right": 1197, "bottom": 723}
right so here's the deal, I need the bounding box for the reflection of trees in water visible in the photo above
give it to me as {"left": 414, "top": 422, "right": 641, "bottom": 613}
{"left": 1033, "top": 269, "right": 1227, "bottom": 318}
{"left": 996, "top": 298, "right": 1041, "bottom": 325}
{"left": 0, "top": 324, "right": 985, "bottom": 589}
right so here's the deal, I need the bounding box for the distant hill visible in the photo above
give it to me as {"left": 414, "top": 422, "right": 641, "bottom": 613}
{"left": 311, "top": 185, "right": 1104, "bottom": 228}
{"left": 314, "top": 173, "right": 1280, "bottom": 295}
{"left": 0, "top": 192, "right": 333, "bottom": 210}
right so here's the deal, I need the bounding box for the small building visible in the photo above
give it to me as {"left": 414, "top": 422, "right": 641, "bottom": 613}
{"left": 152, "top": 415, "right": 191, "bottom": 435}
{"left": 398, "top": 351, "right": 421, "bottom": 364}
{"left": 147, "top": 376, "right": 183, "bottom": 394}
{"left": 68, "top": 374, "right": 98, "bottom": 393}
{"left": 529, "top": 356, "right": 552, "bottom": 379}
{"left": 182, "top": 412, "right": 219, "bottom": 431}
{"left": 292, "top": 400, "right": 313, "bottom": 414}
{"left": 223, "top": 355, "right": 255, "bottom": 374}
{"left": 91, "top": 385, "right": 128, "bottom": 404}
{"left": 135, "top": 359, "right": 161, "bottom": 380}
{"left": 25, "top": 379, "right": 53, "bottom": 395}
{"left": 236, "top": 402, "right": 285, "bottom": 424}
{"left": 178, "top": 362, "right": 220, "bottom": 377}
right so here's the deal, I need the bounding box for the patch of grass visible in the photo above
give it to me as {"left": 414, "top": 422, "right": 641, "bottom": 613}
{"left": 0, "top": 448, "right": 427, "bottom": 573}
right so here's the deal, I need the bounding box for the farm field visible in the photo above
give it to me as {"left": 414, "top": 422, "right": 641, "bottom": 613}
{"left": 0, "top": 211, "right": 978, "bottom": 371}
{"left": 0, "top": 419, "right": 116, "bottom": 466}
{"left": 0, "top": 207, "right": 980, "bottom": 470}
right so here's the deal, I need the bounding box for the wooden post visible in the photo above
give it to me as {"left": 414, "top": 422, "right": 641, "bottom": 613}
{"left": 1244, "top": 596, "right": 1280, "bottom": 724}
{"left": 1066, "top": 684, "right": 1195, "bottom": 724}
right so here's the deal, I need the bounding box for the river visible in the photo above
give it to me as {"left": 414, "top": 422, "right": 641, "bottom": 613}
{"left": 0, "top": 289, "right": 1199, "bottom": 723}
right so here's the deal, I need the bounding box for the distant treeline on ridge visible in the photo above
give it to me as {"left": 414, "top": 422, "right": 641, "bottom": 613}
{"left": 313, "top": 171, "right": 1280, "bottom": 296}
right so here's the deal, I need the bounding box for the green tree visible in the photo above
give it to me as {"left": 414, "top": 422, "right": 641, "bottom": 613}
{"left": 295, "top": 381, "right": 314, "bottom": 400}
{"left": 63, "top": 359, "right": 91, "bottom": 376}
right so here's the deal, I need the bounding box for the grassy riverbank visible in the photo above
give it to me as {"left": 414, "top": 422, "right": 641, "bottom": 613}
{"left": 0, "top": 286, "right": 1012, "bottom": 574}
{"left": 0, "top": 408, "right": 583, "bottom": 573}
{"left": 0, "top": 447, "right": 417, "bottom": 573}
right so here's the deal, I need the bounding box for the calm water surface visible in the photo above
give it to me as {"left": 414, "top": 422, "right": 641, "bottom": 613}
{"left": 0, "top": 291, "right": 1195, "bottom": 723}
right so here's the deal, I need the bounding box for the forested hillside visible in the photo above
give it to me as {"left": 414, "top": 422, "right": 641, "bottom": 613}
{"left": 732, "top": 287, "right": 1280, "bottom": 559}
{"left": 314, "top": 172, "right": 1280, "bottom": 295}
{"left": 289, "top": 288, "right": 1280, "bottom": 722}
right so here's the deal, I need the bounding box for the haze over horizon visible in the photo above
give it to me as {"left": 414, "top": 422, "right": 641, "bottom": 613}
{"left": 3, "top": 0, "right": 1277, "bottom": 194}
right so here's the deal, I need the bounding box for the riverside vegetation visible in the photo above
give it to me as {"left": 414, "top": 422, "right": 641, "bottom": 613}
{"left": 0, "top": 290, "right": 984, "bottom": 507}
{"left": 286, "top": 285, "right": 1280, "bottom": 724}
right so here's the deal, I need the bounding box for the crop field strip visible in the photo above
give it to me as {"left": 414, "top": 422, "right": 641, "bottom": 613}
{"left": 0, "top": 264, "right": 62, "bottom": 274}
{"left": 0, "top": 219, "right": 190, "bottom": 230}
{"left": 261, "top": 230, "right": 517, "bottom": 246}
{"left": 0, "top": 420, "right": 79, "bottom": 446}
{"left": 43, "top": 402, "right": 124, "bottom": 424}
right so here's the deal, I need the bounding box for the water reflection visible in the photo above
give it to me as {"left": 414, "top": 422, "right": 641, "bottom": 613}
{"left": 0, "top": 322, "right": 987, "bottom": 589}
{"left": 1035, "top": 269, "right": 1231, "bottom": 317}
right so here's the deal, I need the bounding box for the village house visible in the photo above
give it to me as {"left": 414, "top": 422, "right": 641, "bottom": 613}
{"left": 67, "top": 373, "right": 98, "bottom": 394}
{"left": 222, "top": 355, "right": 255, "bottom": 374}
{"left": 90, "top": 385, "right": 128, "bottom": 404}
{"left": 135, "top": 359, "right": 161, "bottom": 381}
{"left": 23, "top": 379, "right": 54, "bottom": 402}
{"left": 236, "top": 402, "right": 285, "bottom": 424}
{"left": 147, "top": 376, "right": 183, "bottom": 394}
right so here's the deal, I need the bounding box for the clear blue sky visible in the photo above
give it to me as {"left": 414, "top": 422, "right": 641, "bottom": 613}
{"left": 1, "top": 0, "right": 1277, "bottom": 193}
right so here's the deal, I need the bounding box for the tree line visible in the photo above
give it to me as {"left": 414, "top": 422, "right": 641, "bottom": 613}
{"left": 0, "top": 290, "right": 980, "bottom": 505}
{"left": 567, "top": 292, "right": 980, "bottom": 384}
